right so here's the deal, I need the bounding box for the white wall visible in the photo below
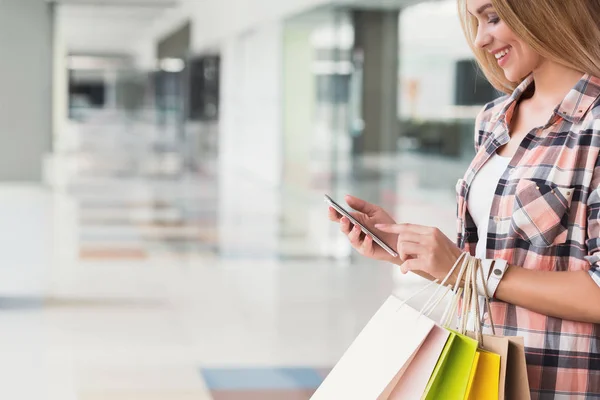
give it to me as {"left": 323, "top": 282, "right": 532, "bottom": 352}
{"left": 399, "top": 1, "right": 475, "bottom": 120}
{"left": 219, "top": 22, "right": 284, "bottom": 187}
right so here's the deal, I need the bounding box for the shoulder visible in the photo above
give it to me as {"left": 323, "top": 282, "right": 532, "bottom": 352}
{"left": 580, "top": 75, "right": 600, "bottom": 129}
{"left": 589, "top": 96, "right": 600, "bottom": 121}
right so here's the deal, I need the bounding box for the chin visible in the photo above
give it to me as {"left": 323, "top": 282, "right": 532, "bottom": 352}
{"left": 503, "top": 69, "right": 527, "bottom": 83}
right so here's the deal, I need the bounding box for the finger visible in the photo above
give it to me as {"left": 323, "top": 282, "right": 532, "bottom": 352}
{"left": 374, "top": 224, "right": 403, "bottom": 234}
{"left": 328, "top": 207, "right": 342, "bottom": 221}
{"left": 360, "top": 234, "right": 374, "bottom": 255}
{"left": 398, "top": 242, "right": 425, "bottom": 261}
{"left": 347, "top": 224, "right": 363, "bottom": 247}
{"left": 400, "top": 259, "right": 419, "bottom": 274}
{"left": 340, "top": 217, "right": 352, "bottom": 234}
{"left": 375, "top": 223, "right": 431, "bottom": 235}
{"left": 345, "top": 195, "right": 380, "bottom": 218}
{"left": 396, "top": 232, "right": 423, "bottom": 244}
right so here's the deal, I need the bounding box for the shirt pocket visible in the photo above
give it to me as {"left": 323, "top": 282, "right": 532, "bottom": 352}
{"left": 509, "top": 179, "right": 574, "bottom": 247}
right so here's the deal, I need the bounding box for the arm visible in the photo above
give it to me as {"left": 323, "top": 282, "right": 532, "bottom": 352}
{"left": 495, "top": 267, "right": 600, "bottom": 323}
{"left": 497, "top": 154, "right": 600, "bottom": 324}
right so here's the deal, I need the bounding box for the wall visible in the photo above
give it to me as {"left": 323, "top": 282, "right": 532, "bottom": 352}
{"left": 399, "top": 1, "right": 475, "bottom": 120}
{"left": 219, "top": 21, "right": 283, "bottom": 187}
{"left": 0, "top": 0, "right": 53, "bottom": 181}
{"left": 217, "top": 22, "right": 284, "bottom": 257}
{"left": 282, "top": 24, "right": 314, "bottom": 189}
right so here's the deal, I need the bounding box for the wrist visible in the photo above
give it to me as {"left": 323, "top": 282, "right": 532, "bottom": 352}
{"left": 475, "top": 258, "right": 509, "bottom": 298}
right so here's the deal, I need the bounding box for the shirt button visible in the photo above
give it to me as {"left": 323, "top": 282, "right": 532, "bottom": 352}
{"left": 494, "top": 216, "right": 500, "bottom": 222}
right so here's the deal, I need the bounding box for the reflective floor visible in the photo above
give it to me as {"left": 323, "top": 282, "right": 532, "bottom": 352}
{"left": 0, "top": 118, "right": 466, "bottom": 399}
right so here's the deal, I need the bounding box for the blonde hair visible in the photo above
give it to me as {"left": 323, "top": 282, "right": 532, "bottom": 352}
{"left": 458, "top": 0, "right": 600, "bottom": 94}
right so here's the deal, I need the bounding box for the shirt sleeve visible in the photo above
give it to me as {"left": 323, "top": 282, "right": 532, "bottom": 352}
{"left": 585, "top": 154, "right": 600, "bottom": 287}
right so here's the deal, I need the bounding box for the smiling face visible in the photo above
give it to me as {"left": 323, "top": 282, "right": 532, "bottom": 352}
{"left": 467, "top": 0, "right": 544, "bottom": 82}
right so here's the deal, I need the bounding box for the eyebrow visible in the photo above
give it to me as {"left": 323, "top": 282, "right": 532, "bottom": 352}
{"left": 476, "top": 3, "right": 493, "bottom": 14}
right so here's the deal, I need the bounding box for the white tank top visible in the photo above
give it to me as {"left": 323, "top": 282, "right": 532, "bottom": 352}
{"left": 467, "top": 154, "right": 511, "bottom": 259}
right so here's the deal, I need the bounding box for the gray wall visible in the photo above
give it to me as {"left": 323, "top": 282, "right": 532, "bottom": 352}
{"left": 0, "top": 0, "right": 53, "bottom": 181}
{"left": 353, "top": 9, "right": 399, "bottom": 154}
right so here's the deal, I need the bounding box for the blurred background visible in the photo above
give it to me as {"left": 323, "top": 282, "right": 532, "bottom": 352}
{"left": 0, "top": 0, "right": 499, "bottom": 398}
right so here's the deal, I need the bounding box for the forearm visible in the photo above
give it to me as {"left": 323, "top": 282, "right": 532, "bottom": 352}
{"left": 495, "top": 266, "right": 600, "bottom": 324}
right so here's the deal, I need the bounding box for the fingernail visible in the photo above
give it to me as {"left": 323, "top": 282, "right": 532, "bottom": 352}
{"left": 375, "top": 224, "right": 383, "bottom": 228}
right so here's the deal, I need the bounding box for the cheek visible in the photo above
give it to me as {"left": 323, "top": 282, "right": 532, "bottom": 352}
{"left": 519, "top": 49, "right": 542, "bottom": 69}
{"left": 495, "top": 24, "right": 515, "bottom": 42}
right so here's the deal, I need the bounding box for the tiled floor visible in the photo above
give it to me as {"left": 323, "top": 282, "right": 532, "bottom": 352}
{"left": 201, "top": 368, "right": 327, "bottom": 399}
{"left": 0, "top": 120, "right": 468, "bottom": 399}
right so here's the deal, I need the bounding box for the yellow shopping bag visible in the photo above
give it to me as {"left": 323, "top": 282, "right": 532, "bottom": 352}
{"left": 467, "top": 350, "right": 501, "bottom": 400}
{"left": 464, "top": 352, "right": 480, "bottom": 398}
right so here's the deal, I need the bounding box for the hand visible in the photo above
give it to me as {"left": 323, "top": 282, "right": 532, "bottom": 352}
{"left": 328, "top": 195, "right": 398, "bottom": 262}
{"left": 375, "top": 223, "right": 463, "bottom": 283}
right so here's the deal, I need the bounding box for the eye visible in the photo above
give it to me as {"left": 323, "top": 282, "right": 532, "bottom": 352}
{"left": 487, "top": 14, "right": 500, "bottom": 24}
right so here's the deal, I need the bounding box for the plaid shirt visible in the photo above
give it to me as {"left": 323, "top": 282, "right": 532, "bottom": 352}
{"left": 457, "top": 73, "right": 600, "bottom": 399}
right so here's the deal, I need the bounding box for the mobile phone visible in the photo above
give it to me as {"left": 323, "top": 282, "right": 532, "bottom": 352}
{"left": 324, "top": 194, "right": 399, "bottom": 258}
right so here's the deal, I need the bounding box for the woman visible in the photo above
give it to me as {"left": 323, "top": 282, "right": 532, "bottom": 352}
{"left": 328, "top": 0, "right": 600, "bottom": 398}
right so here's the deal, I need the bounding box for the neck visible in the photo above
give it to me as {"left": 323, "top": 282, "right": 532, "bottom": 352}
{"left": 530, "top": 62, "right": 585, "bottom": 108}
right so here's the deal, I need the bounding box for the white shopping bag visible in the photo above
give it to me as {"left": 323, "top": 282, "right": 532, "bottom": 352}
{"left": 311, "top": 295, "right": 437, "bottom": 400}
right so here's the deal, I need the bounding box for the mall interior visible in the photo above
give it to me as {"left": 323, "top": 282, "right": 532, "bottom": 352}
{"left": 0, "top": 0, "right": 501, "bottom": 398}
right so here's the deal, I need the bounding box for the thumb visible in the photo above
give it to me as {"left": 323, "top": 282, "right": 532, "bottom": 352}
{"left": 345, "top": 195, "right": 380, "bottom": 217}
{"left": 401, "top": 258, "right": 418, "bottom": 274}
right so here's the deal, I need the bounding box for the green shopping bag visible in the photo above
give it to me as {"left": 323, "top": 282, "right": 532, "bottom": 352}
{"left": 421, "top": 329, "right": 479, "bottom": 400}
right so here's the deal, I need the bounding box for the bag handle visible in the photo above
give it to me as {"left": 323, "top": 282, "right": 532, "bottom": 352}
{"left": 393, "top": 252, "right": 498, "bottom": 340}
{"left": 419, "top": 252, "right": 467, "bottom": 317}
{"left": 394, "top": 252, "right": 466, "bottom": 316}
{"left": 444, "top": 254, "right": 497, "bottom": 345}
{"left": 440, "top": 252, "right": 472, "bottom": 327}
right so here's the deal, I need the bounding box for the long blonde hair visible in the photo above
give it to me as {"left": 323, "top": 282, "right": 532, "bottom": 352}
{"left": 458, "top": 0, "right": 600, "bottom": 94}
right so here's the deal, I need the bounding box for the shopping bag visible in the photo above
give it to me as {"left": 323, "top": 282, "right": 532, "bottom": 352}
{"left": 505, "top": 336, "right": 531, "bottom": 400}
{"left": 460, "top": 256, "right": 530, "bottom": 400}
{"left": 467, "top": 349, "right": 501, "bottom": 400}
{"left": 421, "top": 329, "right": 479, "bottom": 400}
{"left": 464, "top": 334, "right": 530, "bottom": 399}
{"left": 389, "top": 254, "right": 480, "bottom": 400}
{"left": 387, "top": 325, "right": 451, "bottom": 399}
{"left": 310, "top": 295, "right": 437, "bottom": 400}
{"left": 467, "top": 333, "right": 509, "bottom": 399}
{"left": 464, "top": 352, "right": 480, "bottom": 398}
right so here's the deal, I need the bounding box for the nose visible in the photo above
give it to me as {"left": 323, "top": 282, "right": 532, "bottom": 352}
{"left": 474, "top": 24, "right": 492, "bottom": 49}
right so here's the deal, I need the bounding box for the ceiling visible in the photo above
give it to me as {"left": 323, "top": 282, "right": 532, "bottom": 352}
{"left": 55, "top": 0, "right": 446, "bottom": 58}
{"left": 55, "top": 0, "right": 182, "bottom": 55}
